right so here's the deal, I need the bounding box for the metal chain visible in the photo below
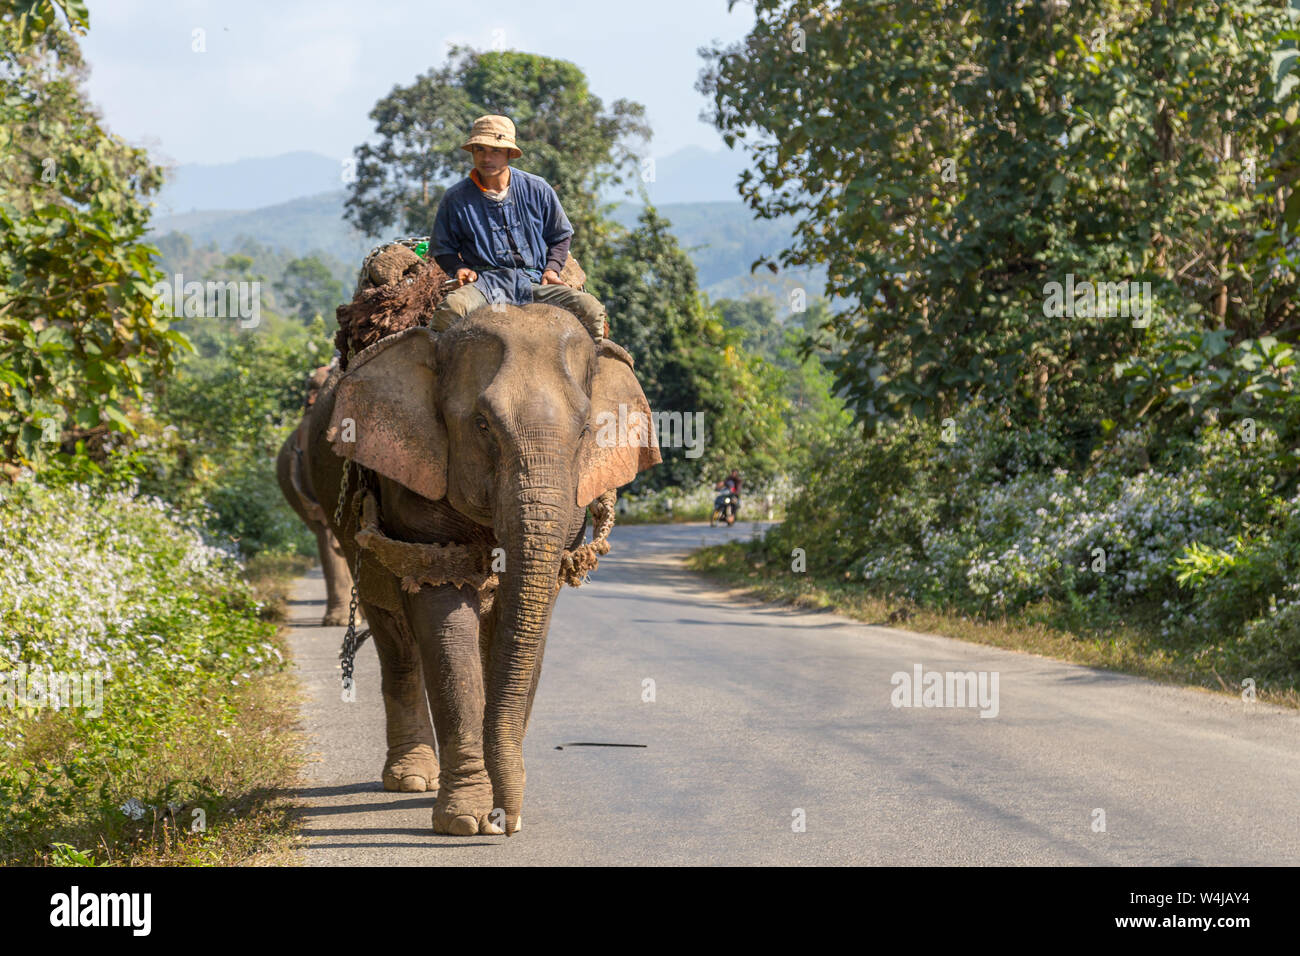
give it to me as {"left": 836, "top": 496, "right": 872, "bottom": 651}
{"left": 333, "top": 458, "right": 351, "bottom": 529}
{"left": 337, "top": 464, "right": 369, "bottom": 690}
{"left": 338, "top": 547, "right": 366, "bottom": 691}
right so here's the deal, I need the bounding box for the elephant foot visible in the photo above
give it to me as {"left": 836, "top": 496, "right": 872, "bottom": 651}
{"left": 430, "top": 775, "right": 518, "bottom": 835}
{"left": 431, "top": 806, "right": 521, "bottom": 836}
{"left": 382, "top": 744, "right": 439, "bottom": 792}
{"left": 322, "top": 605, "right": 365, "bottom": 627}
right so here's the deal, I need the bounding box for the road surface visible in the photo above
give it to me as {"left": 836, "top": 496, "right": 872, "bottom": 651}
{"left": 288, "top": 521, "right": 1300, "bottom": 865}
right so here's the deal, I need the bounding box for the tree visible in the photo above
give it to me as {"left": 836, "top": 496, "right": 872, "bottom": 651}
{"left": 344, "top": 47, "right": 650, "bottom": 259}
{"left": 1269, "top": 0, "right": 1300, "bottom": 236}
{"left": 0, "top": 0, "right": 182, "bottom": 466}
{"left": 280, "top": 256, "right": 345, "bottom": 322}
{"left": 588, "top": 204, "right": 789, "bottom": 486}
{"left": 700, "top": 1, "right": 1298, "bottom": 446}
{"left": 715, "top": 296, "right": 785, "bottom": 360}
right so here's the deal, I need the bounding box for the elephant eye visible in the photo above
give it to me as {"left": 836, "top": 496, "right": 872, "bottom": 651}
{"left": 475, "top": 416, "right": 490, "bottom": 432}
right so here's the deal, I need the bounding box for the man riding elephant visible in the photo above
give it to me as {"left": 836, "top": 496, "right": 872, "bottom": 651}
{"left": 427, "top": 114, "right": 608, "bottom": 339}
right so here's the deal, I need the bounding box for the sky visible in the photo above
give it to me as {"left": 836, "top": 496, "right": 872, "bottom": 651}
{"left": 79, "top": 0, "right": 757, "bottom": 170}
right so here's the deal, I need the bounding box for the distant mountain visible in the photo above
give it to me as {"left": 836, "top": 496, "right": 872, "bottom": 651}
{"left": 624, "top": 145, "right": 752, "bottom": 205}
{"left": 150, "top": 192, "right": 375, "bottom": 284}
{"left": 609, "top": 200, "right": 825, "bottom": 306}
{"left": 154, "top": 151, "right": 345, "bottom": 215}
{"left": 149, "top": 191, "right": 825, "bottom": 309}
{"left": 151, "top": 144, "right": 754, "bottom": 214}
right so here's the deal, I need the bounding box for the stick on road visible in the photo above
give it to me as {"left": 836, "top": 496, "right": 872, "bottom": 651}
{"left": 288, "top": 522, "right": 1300, "bottom": 865}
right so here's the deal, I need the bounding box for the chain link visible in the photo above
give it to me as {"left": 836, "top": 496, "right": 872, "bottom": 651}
{"left": 333, "top": 458, "right": 351, "bottom": 529}
{"left": 337, "top": 463, "right": 369, "bottom": 690}
{"left": 339, "top": 547, "right": 365, "bottom": 691}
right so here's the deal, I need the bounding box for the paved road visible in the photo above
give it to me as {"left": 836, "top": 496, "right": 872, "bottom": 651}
{"left": 289, "top": 521, "right": 1300, "bottom": 865}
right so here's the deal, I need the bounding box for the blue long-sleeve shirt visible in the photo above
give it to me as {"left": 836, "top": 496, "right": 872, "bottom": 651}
{"left": 431, "top": 168, "right": 574, "bottom": 306}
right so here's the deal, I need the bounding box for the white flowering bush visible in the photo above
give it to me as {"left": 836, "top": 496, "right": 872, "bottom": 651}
{"left": 760, "top": 408, "right": 1300, "bottom": 690}
{"left": 863, "top": 465, "right": 1237, "bottom": 613}
{"left": 1236, "top": 582, "right": 1300, "bottom": 681}
{"left": 0, "top": 480, "right": 251, "bottom": 670}
{"left": 39, "top": 319, "right": 326, "bottom": 561}
{"left": 0, "top": 477, "right": 282, "bottom": 859}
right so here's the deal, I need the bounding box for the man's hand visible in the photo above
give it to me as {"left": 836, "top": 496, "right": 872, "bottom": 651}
{"left": 541, "top": 268, "right": 566, "bottom": 286}
{"left": 456, "top": 267, "right": 478, "bottom": 286}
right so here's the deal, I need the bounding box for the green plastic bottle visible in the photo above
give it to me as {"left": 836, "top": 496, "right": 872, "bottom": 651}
{"left": 413, "top": 241, "right": 429, "bottom": 258}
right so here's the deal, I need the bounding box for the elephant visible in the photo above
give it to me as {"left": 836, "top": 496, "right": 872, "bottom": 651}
{"left": 275, "top": 367, "right": 355, "bottom": 627}
{"left": 302, "top": 303, "right": 659, "bottom": 835}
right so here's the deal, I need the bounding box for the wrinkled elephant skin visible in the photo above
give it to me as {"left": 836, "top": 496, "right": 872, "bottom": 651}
{"left": 304, "top": 304, "right": 659, "bottom": 833}
{"left": 275, "top": 420, "right": 355, "bottom": 627}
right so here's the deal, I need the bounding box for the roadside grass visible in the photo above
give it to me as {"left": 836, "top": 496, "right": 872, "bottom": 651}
{"left": 0, "top": 480, "right": 317, "bottom": 866}
{"left": 12, "top": 659, "right": 304, "bottom": 866}
{"left": 688, "top": 541, "right": 1300, "bottom": 710}
{"left": 614, "top": 501, "right": 784, "bottom": 526}
{"left": 1, "top": 551, "right": 311, "bottom": 866}
{"left": 614, "top": 481, "right": 788, "bottom": 526}
{"left": 616, "top": 504, "right": 712, "bottom": 525}
{"left": 244, "top": 551, "right": 315, "bottom": 621}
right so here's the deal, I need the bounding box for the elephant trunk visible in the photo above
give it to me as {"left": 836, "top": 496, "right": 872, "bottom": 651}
{"left": 485, "top": 438, "right": 568, "bottom": 835}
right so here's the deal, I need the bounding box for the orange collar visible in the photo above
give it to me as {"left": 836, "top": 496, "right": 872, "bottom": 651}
{"left": 471, "top": 167, "right": 510, "bottom": 192}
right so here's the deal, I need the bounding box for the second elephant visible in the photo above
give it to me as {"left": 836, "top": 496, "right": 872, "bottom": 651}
{"left": 275, "top": 365, "right": 354, "bottom": 627}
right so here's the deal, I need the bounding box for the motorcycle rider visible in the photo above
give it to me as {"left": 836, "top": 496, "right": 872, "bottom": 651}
{"left": 715, "top": 469, "right": 742, "bottom": 517}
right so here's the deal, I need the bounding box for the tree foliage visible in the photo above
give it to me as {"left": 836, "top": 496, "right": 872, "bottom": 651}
{"left": 1269, "top": 0, "right": 1300, "bottom": 234}
{"left": 142, "top": 317, "right": 330, "bottom": 555}
{"left": 588, "top": 205, "right": 791, "bottom": 486}
{"left": 280, "top": 256, "right": 345, "bottom": 322}
{"left": 0, "top": 0, "right": 182, "bottom": 466}
{"left": 700, "top": 0, "right": 1299, "bottom": 447}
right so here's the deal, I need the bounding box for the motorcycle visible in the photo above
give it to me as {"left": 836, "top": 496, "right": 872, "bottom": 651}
{"left": 711, "top": 489, "right": 739, "bottom": 526}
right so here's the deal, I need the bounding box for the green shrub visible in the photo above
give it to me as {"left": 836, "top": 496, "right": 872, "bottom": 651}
{"left": 759, "top": 407, "right": 1300, "bottom": 692}
{"left": 0, "top": 478, "right": 284, "bottom": 861}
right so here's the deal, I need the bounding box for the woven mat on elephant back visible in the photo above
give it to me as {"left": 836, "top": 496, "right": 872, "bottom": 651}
{"left": 334, "top": 244, "right": 589, "bottom": 367}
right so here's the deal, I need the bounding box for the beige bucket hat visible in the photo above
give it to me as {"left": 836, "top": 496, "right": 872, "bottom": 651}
{"left": 461, "top": 115, "right": 522, "bottom": 159}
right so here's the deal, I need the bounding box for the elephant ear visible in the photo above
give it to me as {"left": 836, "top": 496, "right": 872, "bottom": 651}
{"left": 326, "top": 327, "right": 448, "bottom": 502}
{"left": 577, "top": 341, "right": 662, "bottom": 507}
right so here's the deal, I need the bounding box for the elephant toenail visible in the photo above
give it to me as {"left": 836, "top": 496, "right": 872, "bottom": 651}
{"left": 447, "top": 814, "right": 479, "bottom": 836}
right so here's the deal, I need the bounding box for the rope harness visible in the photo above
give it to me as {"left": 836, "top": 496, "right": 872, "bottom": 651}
{"left": 336, "top": 466, "right": 617, "bottom": 688}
